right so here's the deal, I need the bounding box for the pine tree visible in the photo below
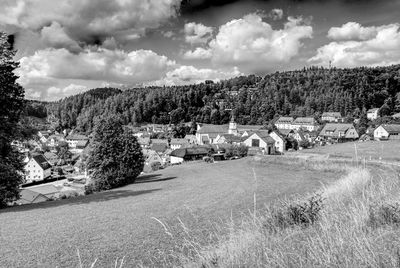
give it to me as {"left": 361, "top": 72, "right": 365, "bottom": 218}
{"left": 0, "top": 32, "right": 25, "bottom": 207}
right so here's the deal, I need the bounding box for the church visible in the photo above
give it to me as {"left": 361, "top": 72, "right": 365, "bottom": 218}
{"left": 195, "top": 116, "right": 240, "bottom": 145}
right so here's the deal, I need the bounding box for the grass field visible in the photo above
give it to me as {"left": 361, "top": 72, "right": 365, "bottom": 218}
{"left": 0, "top": 158, "right": 340, "bottom": 267}
{"left": 293, "top": 140, "right": 400, "bottom": 162}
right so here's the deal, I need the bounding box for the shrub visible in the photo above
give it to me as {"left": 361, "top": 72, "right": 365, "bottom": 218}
{"left": 368, "top": 202, "right": 400, "bottom": 227}
{"left": 269, "top": 193, "right": 324, "bottom": 229}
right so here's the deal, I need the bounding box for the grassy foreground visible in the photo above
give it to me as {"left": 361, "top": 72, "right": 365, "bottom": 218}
{"left": 173, "top": 158, "right": 400, "bottom": 267}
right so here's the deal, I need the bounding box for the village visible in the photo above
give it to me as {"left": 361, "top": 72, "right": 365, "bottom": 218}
{"left": 11, "top": 107, "right": 400, "bottom": 206}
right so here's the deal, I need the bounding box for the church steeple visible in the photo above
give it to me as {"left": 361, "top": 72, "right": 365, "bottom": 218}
{"left": 228, "top": 112, "right": 238, "bottom": 135}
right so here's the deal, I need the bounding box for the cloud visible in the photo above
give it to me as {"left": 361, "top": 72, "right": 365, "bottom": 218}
{"left": 149, "top": 65, "right": 242, "bottom": 86}
{"left": 16, "top": 47, "right": 177, "bottom": 99}
{"left": 208, "top": 13, "right": 313, "bottom": 73}
{"left": 327, "top": 22, "right": 377, "bottom": 41}
{"left": 40, "top": 22, "right": 81, "bottom": 52}
{"left": 183, "top": 47, "right": 212, "bottom": 59}
{"left": 0, "top": 0, "right": 181, "bottom": 48}
{"left": 310, "top": 23, "right": 400, "bottom": 67}
{"left": 184, "top": 22, "right": 213, "bottom": 44}
{"left": 268, "top": 9, "right": 283, "bottom": 20}
{"left": 46, "top": 84, "right": 89, "bottom": 101}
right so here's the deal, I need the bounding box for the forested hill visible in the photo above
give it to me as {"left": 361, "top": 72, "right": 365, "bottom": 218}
{"left": 32, "top": 65, "right": 400, "bottom": 134}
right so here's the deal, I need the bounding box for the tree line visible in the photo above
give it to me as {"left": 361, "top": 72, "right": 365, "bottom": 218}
{"left": 43, "top": 65, "right": 400, "bottom": 134}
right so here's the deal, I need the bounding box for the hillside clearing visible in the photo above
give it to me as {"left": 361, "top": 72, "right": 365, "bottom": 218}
{"left": 0, "top": 158, "right": 340, "bottom": 267}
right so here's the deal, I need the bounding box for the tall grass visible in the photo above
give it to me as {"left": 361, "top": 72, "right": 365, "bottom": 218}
{"left": 178, "top": 165, "right": 400, "bottom": 267}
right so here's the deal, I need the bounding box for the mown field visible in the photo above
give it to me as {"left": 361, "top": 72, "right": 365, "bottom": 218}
{"left": 293, "top": 140, "right": 400, "bottom": 162}
{"left": 0, "top": 158, "right": 340, "bottom": 267}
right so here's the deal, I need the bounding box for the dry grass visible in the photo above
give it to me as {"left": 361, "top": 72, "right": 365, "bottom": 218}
{"left": 165, "top": 163, "right": 400, "bottom": 268}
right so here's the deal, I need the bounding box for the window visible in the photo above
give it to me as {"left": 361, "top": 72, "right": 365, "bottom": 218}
{"left": 252, "top": 139, "right": 260, "bottom": 147}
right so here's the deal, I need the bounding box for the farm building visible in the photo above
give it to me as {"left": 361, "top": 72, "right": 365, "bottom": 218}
{"left": 243, "top": 131, "right": 276, "bottom": 155}
{"left": 184, "top": 134, "right": 197, "bottom": 144}
{"left": 274, "top": 117, "right": 294, "bottom": 130}
{"left": 24, "top": 154, "right": 52, "bottom": 183}
{"left": 170, "top": 147, "right": 210, "bottom": 164}
{"left": 374, "top": 124, "right": 400, "bottom": 140}
{"left": 214, "top": 134, "right": 243, "bottom": 145}
{"left": 367, "top": 108, "right": 380, "bottom": 120}
{"left": 318, "top": 123, "right": 359, "bottom": 142}
{"left": 321, "top": 112, "right": 343, "bottom": 122}
{"left": 27, "top": 184, "right": 60, "bottom": 199}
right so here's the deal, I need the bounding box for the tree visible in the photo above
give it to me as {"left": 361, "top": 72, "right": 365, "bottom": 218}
{"left": 0, "top": 32, "right": 25, "bottom": 207}
{"left": 55, "top": 141, "right": 71, "bottom": 163}
{"left": 87, "top": 116, "right": 144, "bottom": 191}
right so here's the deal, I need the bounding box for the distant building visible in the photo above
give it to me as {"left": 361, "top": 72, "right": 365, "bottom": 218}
{"left": 65, "top": 134, "right": 89, "bottom": 149}
{"left": 321, "top": 112, "right": 343, "bottom": 122}
{"left": 243, "top": 131, "right": 276, "bottom": 155}
{"left": 14, "top": 189, "right": 49, "bottom": 205}
{"left": 196, "top": 124, "right": 229, "bottom": 145}
{"left": 214, "top": 134, "right": 243, "bottom": 145}
{"left": 170, "top": 147, "right": 210, "bottom": 164}
{"left": 170, "top": 138, "right": 189, "bottom": 150}
{"left": 184, "top": 134, "right": 197, "bottom": 145}
{"left": 269, "top": 131, "right": 286, "bottom": 153}
{"left": 48, "top": 134, "right": 65, "bottom": 148}
{"left": 392, "top": 112, "right": 400, "bottom": 119}
{"left": 318, "top": 123, "right": 359, "bottom": 142}
{"left": 137, "top": 137, "right": 151, "bottom": 148}
{"left": 367, "top": 108, "right": 380, "bottom": 120}
{"left": 24, "top": 155, "right": 52, "bottom": 183}
{"left": 27, "top": 184, "right": 60, "bottom": 199}
{"left": 374, "top": 124, "right": 400, "bottom": 140}
{"left": 44, "top": 152, "right": 59, "bottom": 166}
{"left": 275, "top": 117, "right": 294, "bottom": 130}
{"left": 292, "top": 117, "right": 319, "bottom": 132}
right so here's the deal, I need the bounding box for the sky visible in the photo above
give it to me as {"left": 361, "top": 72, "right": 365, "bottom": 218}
{"left": 1, "top": 0, "right": 400, "bottom": 101}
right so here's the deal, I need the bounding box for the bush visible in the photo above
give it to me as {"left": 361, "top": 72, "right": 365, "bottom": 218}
{"left": 269, "top": 193, "right": 324, "bottom": 228}
{"left": 368, "top": 202, "right": 400, "bottom": 227}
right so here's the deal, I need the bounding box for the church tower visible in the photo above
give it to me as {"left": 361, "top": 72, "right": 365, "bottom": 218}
{"left": 228, "top": 113, "right": 238, "bottom": 136}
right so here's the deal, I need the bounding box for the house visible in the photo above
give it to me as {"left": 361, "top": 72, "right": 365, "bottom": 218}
{"left": 44, "top": 151, "right": 59, "bottom": 166}
{"left": 374, "top": 124, "right": 400, "bottom": 140}
{"left": 292, "top": 129, "right": 307, "bottom": 143}
{"left": 137, "top": 137, "right": 151, "bottom": 148}
{"left": 318, "top": 123, "right": 359, "bottom": 142}
{"left": 392, "top": 112, "right": 400, "bottom": 119}
{"left": 24, "top": 154, "right": 52, "bottom": 183}
{"left": 65, "top": 134, "right": 89, "bottom": 149}
{"left": 275, "top": 117, "right": 294, "bottom": 130}
{"left": 277, "top": 128, "right": 295, "bottom": 138}
{"left": 14, "top": 189, "right": 49, "bottom": 205}
{"left": 321, "top": 112, "right": 343, "bottom": 122}
{"left": 48, "top": 134, "right": 64, "bottom": 148}
{"left": 214, "top": 134, "right": 243, "bottom": 145}
{"left": 269, "top": 131, "right": 286, "bottom": 153}
{"left": 143, "top": 151, "right": 164, "bottom": 172}
{"left": 291, "top": 117, "right": 319, "bottom": 131}
{"left": 184, "top": 134, "right": 197, "bottom": 144}
{"left": 151, "top": 143, "right": 168, "bottom": 153}
{"left": 367, "top": 108, "right": 380, "bottom": 120}
{"left": 196, "top": 124, "right": 229, "bottom": 145}
{"left": 170, "top": 138, "right": 189, "bottom": 150}
{"left": 243, "top": 131, "right": 276, "bottom": 155}
{"left": 170, "top": 147, "right": 210, "bottom": 164}
{"left": 37, "top": 130, "right": 50, "bottom": 143}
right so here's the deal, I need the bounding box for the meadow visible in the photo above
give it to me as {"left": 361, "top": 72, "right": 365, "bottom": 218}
{"left": 293, "top": 140, "right": 400, "bottom": 163}
{"left": 0, "top": 158, "right": 340, "bottom": 267}
{"left": 181, "top": 159, "right": 400, "bottom": 267}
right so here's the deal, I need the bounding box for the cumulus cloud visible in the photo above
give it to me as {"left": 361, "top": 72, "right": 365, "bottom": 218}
{"left": 46, "top": 84, "right": 89, "bottom": 101}
{"left": 184, "top": 22, "right": 213, "bottom": 44}
{"left": 16, "top": 47, "right": 177, "bottom": 99}
{"left": 149, "top": 65, "right": 242, "bottom": 86}
{"left": 0, "top": 0, "right": 181, "bottom": 48}
{"left": 327, "top": 22, "right": 377, "bottom": 41}
{"left": 208, "top": 13, "right": 313, "bottom": 73}
{"left": 183, "top": 47, "right": 212, "bottom": 59}
{"left": 310, "top": 23, "right": 400, "bottom": 67}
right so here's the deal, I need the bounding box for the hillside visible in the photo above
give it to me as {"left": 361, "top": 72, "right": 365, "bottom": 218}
{"left": 37, "top": 65, "right": 400, "bottom": 133}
